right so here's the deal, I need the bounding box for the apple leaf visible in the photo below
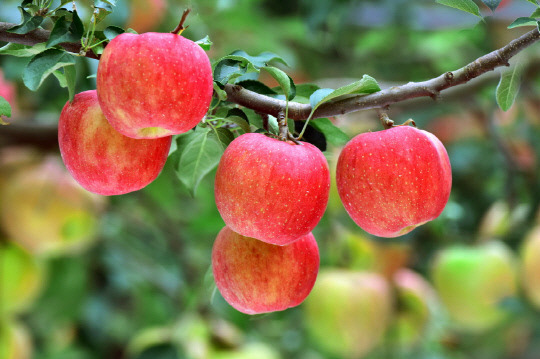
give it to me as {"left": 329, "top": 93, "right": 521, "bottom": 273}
{"left": 8, "top": 7, "right": 44, "bottom": 34}
{"left": 103, "top": 26, "right": 125, "bottom": 41}
{"left": 0, "top": 96, "right": 12, "bottom": 118}
{"left": 295, "top": 83, "right": 321, "bottom": 99}
{"left": 0, "top": 42, "right": 47, "bottom": 57}
{"left": 496, "top": 63, "right": 523, "bottom": 111}
{"left": 214, "top": 59, "right": 249, "bottom": 85}
{"left": 309, "top": 118, "right": 350, "bottom": 147}
{"left": 47, "top": 11, "right": 84, "bottom": 48}
{"left": 195, "top": 36, "right": 213, "bottom": 51}
{"left": 526, "top": 0, "right": 539, "bottom": 5}
{"left": 23, "top": 49, "right": 76, "bottom": 91}
{"left": 177, "top": 128, "right": 225, "bottom": 196}
{"left": 64, "top": 65, "right": 77, "bottom": 102}
{"left": 481, "top": 0, "right": 501, "bottom": 11}
{"left": 262, "top": 66, "right": 296, "bottom": 101}
{"left": 436, "top": 0, "right": 482, "bottom": 19}
{"left": 220, "top": 50, "right": 288, "bottom": 68}
{"left": 213, "top": 50, "right": 289, "bottom": 85}
{"left": 532, "top": 8, "right": 540, "bottom": 17}
{"left": 508, "top": 17, "right": 538, "bottom": 28}
{"left": 223, "top": 109, "right": 251, "bottom": 134}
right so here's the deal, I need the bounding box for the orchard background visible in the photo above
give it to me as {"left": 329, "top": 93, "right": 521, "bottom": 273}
{"left": 2, "top": 0, "right": 540, "bottom": 358}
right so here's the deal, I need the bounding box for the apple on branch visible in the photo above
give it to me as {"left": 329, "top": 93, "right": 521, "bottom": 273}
{"left": 96, "top": 22, "right": 213, "bottom": 139}
{"left": 336, "top": 125, "right": 451, "bottom": 237}
{"left": 211, "top": 226, "right": 319, "bottom": 315}
{"left": 214, "top": 133, "right": 330, "bottom": 245}
{"left": 58, "top": 90, "right": 172, "bottom": 196}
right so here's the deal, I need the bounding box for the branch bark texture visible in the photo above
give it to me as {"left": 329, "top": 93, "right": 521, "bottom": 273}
{"left": 1, "top": 22, "right": 539, "bottom": 119}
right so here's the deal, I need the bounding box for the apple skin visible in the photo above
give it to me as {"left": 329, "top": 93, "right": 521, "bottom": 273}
{"left": 125, "top": 0, "right": 167, "bottom": 33}
{"left": 431, "top": 241, "right": 517, "bottom": 332}
{"left": 0, "top": 242, "right": 44, "bottom": 315}
{"left": 0, "top": 157, "right": 105, "bottom": 255}
{"left": 97, "top": 32, "right": 213, "bottom": 139}
{"left": 304, "top": 270, "right": 392, "bottom": 358}
{"left": 520, "top": 226, "right": 540, "bottom": 308}
{"left": 211, "top": 226, "right": 319, "bottom": 315}
{"left": 214, "top": 133, "right": 330, "bottom": 245}
{"left": 336, "top": 125, "right": 451, "bottom": 237}
{"left": 0, "top": 320, "right": 32, "bottom": 359}
{"left": 0, "top": 69, "right": 17, "bottom": 116}
{"left": 58, "top": 90, "right": 171, "bottom": 195}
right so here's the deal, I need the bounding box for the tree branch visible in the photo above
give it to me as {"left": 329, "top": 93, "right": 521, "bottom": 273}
{"left": 1, "top": 21, "right": 539, "bottom": 120}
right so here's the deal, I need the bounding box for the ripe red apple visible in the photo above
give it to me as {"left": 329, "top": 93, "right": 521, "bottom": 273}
{"left": 520, "top": 226, "right": 540, "bottom": 308}
{"left": 211, "top": 226, "right": 319, "bottom": 314}
{"left": 336, "top": 125, "right": 451, "bottom": 237}
{"left": 431, "top": 241, "right": 517, "bottom": 332}
{"left": 0, "top": 69, "right": 17, "bottom": 117}
{"left": 97, "top": 32, "right": 213, "bottom": 139}
{"left": 214, "top": 133, "right": 330, "bottom": 245}
{"left": 303, "top": 270, "right": 392, "bottom": 358}
{"left": 125, "top": 0, "right": 167, "bottom": 33}
{"left": 58, "top": 90, "right": 171, "bottom": 195}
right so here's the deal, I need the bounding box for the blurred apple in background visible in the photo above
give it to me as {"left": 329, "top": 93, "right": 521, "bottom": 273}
{"left": 387, "top": 268, "right": 438, "bottom": 349}
{"left": 0, "top": 320, "right": 32, "bottom": 359}
{"left": 520, "top": 226, "right": 540, "bottom": 309}
{"left": 0, "top": 156, "right": 106, "bottom": 256}
{"left": 125, "top": 0, "right": 167, "bottom": 33}
{"left": 0, "top": 241, "right": 44, "bottom": 315}
{"left": 431, "top": 241, "right": 517, "bottom": 332}
{"left": 210, "top": 343, "right": 281, "bottom": 359}
{"left": 0, "top": 69, "right": 17, "bottom": 118}
{"left": 304, "top": 269, "right": 392, "bottom": 358}
{"left": 478, "top": 200, "right": 528, "bottom": 241}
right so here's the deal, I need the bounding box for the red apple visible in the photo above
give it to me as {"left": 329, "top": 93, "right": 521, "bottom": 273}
{"left": 97, "top": 32, "right": 213, "bottom": 139}
{"left": 0, "top": 69, "right": 17, "bottom": 117}
{"left": 125, "top": 0, "right": 167, "bottom": 33}
{"left": 336, "top": 125, "right": 451, "bottom": 237}
{"left": 58, "top": 90, "right": 171, "bottom": 195}
{"left": 211, "top": 226, "right": 319, "bottom": 315}
{"left": 214, "top": 133, "right": 330, "bottom": 245}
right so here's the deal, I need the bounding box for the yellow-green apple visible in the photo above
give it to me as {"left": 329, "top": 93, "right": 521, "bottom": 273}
{"left": 58, "top": 90, "right": 171, "bottom": 195}
{"left": 304, "top": 270, "right": 392, "bottom": 358}
{"left": 97, "top": 32, "right": 213, "bottom": 139}
{"left": 336, "top": 125, "right": 451, "bottom": 237}
{"left": 125, "top": 0, "right": 167, "bottom": 33}
{"left": 210, "top": 343, "right": 280, "bottom": 359}
{"left": 211, "top": 226, "right": 319, "bottom": 314}
{"left": 0, "top": 241, "right": 44, "bottom": 315}
{"left": 0, "top": 157, "right": 105, "bottom": 255}
{"left": 431, "top": 241, "right": 517, "bottom": 332}
{"left": 214, "top": 133, "right": 330, "bottom": 245}
{"left": 478, "top": 201, "right": 528, "bottom": 241}
{"left": 520, "top": 226, "right": 540, "bottom": 308}
{"left": 0, "top": 320, "right": 32, "bottom": 359}
{"left": 388, "top": 268, "right": 437, "bottom": 348}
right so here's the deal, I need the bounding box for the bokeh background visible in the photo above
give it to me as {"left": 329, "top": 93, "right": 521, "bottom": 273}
{"left": 2, "top": 0, "right": 540, "bottom": 358}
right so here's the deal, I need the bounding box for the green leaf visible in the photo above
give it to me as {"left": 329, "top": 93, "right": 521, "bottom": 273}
{"left": 436, "top": 0, "right": 482, "bottom": 18}
{"left": 508, "top": 17, "right": 538, "bottom": 28}
{"left": 309, "top": 118, "right": 350, "bottom": 147}
{"left": 531, "top": 8, "right": 540, "bottom": 17}
{"left": 212, "top": 127, "right": 235, "bottom": 149}
{"left": 262, "top": 66, "right": 295, "bottom": 101}
{"left": 213, "top": 59, "right": 248, "bottom": 85}
{"left": 223, "top": 116, "right": 251, "bottom": 134}
{"left": 177, "top": 128, "right": 225, "bottom": 196}
{"left": 8, "top": 7, "right": 44, "bottom": 34}
{"left": 94, "top": 0, "right": 114, "bottom": 12}
{"left": 53, "top": 70, "right": 67, "bottom": 87}
{"left": 195, "top": 36, "right": 213, "bottom": 51}
{"left": 0, "top": 96, "right": 12, "bottom": 118}
{"left": 220, "top": 50, "right": 288, "bottom": 68}
{"left": 236, "top": 80, "right": 277, "bottom": 96}
{"left": 0, "top": 42, "right": 47, "bottom": 57}
{"left": 64, "top": 65, "right": 77, "bottom": 102}
{"left": 103, "top": 25, "right": 125, "bottom": 41}
{"left": 309, "top": 75, "right": 380, "bottom": 111}
{"left": 23, "top": 49, "right": 76, "bottom": 91}
{"left": 213, "top": 82, "right": 227, "bottom": 101}
{"left": 526, "top": 0, "right": 539, "bottom": 6}
{"left": 46, "top": 11, "right": 84, "bottom": 48}
{"left": 295, "top": 83, "right": 321, "bottom": 99}
{"left": 496, "top": 64, "right": 523, "bottom": 111}
{"left": 481, "top": 0, "right": 501, "bottom": 11}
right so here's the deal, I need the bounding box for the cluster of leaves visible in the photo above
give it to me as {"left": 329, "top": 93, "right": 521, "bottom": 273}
{"left": 437, "top": 0, "right": 540, "bottom": 110}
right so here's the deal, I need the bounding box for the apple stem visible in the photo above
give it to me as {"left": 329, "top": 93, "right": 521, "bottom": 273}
{"left": 278, "top": 111, "right": 288, "bottom": 141}
{"left": 378, "top": 111, "right": 394, "bottom": 130}
{"left": 171, "top": 8, "right": 191, "bottom": 35}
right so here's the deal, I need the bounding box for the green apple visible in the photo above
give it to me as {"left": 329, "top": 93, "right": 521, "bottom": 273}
{"left": 431, "top": 241, "right": 517, "bottom": 332}
{"left": 304, "top": 269, "right": 392, "bottom": 358}
{"left": 0, "top": 320, "right": 32, "bottom": 359}
{"left": 0, "top": 157, "right": 105, "bottom": 255}
{"left": 520, "top": 226, "right": 540, "bottom": 308}
{"left": 0, "top": 241, "right": 44, "bottom": 315}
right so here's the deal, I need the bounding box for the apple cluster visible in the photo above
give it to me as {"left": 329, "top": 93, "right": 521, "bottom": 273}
{"left": 58, "top": 31, "right": 213, "bottom": 196}
{"left": 211, "top": 126, "right": 452, "bottom": 314}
